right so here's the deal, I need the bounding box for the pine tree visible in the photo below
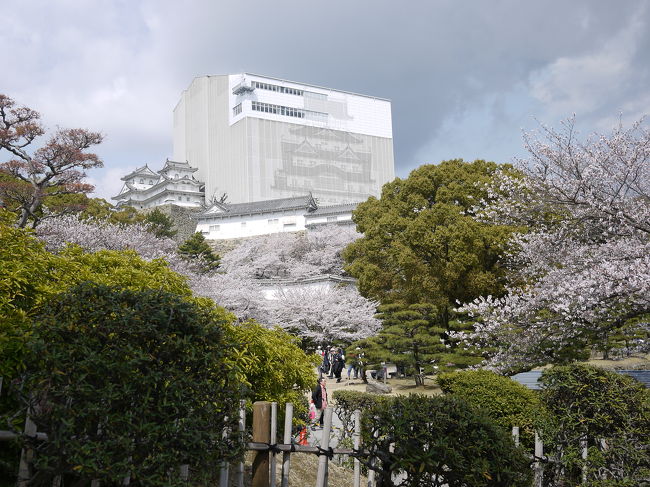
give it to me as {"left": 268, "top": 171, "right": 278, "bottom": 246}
{"left": 178, "top": 232, "right": 220, "bottom": 272}
{"left": 373, "top": 303, "right": 445, "bottom": 386}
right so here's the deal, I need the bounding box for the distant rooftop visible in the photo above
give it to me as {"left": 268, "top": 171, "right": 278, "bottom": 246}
{"left": 510, "top": 370, "right": 650, "bottom": 390}
{"left": 196, "top": 194, "right": 318, "bottom": 219}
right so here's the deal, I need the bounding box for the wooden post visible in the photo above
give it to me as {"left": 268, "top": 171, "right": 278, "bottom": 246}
{"left": 252, "top": 401, "right": 271, "bottom": 487}
{"left": 534, "top": 431, "right": 544, "bottom": 487}
{"left": 512, "top": 426, "right": 520, "bottom": 447}
{"left": 315, "top": 408, "right": 333, "bottom": 487}
{"left": 580, "top": 435, "right": 588, "bottom": 484}
{"left": 353, "top": 410, "right": 361, "bottom": 487}
{"left": 270, "top": 402, "right": 277, "bottom": 487}
{"left": 219, "top": 424, "right": 231, "bottom": 487}
{"left": 237, "top": 400, "right": 246, "bottom": 487}
{"left": 179, "top": 465, "right": 189, "bottom": 482}
{"left": 17, "top": 407, "right": 37, "bottom": 487}
{"left": 280, "top": 403, "right": 293, "bottom": 487}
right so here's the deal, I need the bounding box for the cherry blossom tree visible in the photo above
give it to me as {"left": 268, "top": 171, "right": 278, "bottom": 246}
{"left": 221, "top": 224, "right": 360, "bottom": 279}
{"left": 459, "top": 117, "right": 650, "bottom": 372}
{"left": 0, "top": 94, "right": 103, "bottom": 227}
{"left": 268, "top": 285, "right": 381, "bottom": 344}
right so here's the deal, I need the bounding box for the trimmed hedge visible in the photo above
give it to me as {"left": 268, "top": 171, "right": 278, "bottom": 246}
{"left": 360, "top": 394, "right": 532, "bottom": 487}
{"left": 437, "top": 369, "right": 540, "bottom": 447}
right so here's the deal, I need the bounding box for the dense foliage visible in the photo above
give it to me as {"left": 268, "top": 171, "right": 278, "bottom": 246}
{"left": 18, "top": 283, "right": 243, "bottom": 486}
{"left": 460, "top": 118, "right": 650, "bottom": 371}
{"left": 363, "top": 303, "right": 444, "bottom": 384}
{"left": 344, "top": 159, "right": 516, "bottom": 323}
{"left": 229, "top": 320, "right": 319, "bottom": 421}
{"left": 359, "top": 394, "right": 532, "bottom": 487}
{"left": 0, "top": 212, "right": 319, "bottom": 483}
{"left": 437, "top": 370, "right": 540, "bottom": 447}
{"left": 538, "top": 364, "right": 650, "bottom": 486}
{"left": 143, "top": 207, "right": 177, "bottom": 239}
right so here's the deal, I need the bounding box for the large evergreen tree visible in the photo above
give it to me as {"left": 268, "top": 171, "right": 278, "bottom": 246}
{"left": 344, "top": 160, "right": 517, "bottom": 372}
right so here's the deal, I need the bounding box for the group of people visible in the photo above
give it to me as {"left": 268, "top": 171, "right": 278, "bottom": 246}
{"left": 316, "top": 345, "right": 365, "bottom": 381}
{"left": 316, "top": 346, "right": 346, "bottom": 382}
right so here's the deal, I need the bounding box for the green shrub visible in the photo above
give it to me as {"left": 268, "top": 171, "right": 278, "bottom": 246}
{"left": 538, "top": 364, "right": 650, "bottom": 486}
{"left": 15, "top": 283, "right": 244, "bottom": 486}
{"left": 331, "top": 390, "right": 392, "bottom": 439}
{"left": 360, "top": 394, "right": 532, "bottom": 487}
{"left": 437, "top": 369, "right": 540, "bottom": 447}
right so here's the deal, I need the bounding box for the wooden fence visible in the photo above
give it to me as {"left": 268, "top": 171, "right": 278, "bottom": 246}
{"left": 0, "top": 377, "right": 564, "bottom": 487}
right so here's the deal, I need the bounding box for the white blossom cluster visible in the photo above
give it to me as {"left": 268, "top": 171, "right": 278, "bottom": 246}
{"left": 221, "top": 224, "right": 361, "bottom": 279}
{"left": 36, "top": 216, "right": 379, "bottom": 343}
{"left": 458, "top": 117, "right": 650, "bottom": 372}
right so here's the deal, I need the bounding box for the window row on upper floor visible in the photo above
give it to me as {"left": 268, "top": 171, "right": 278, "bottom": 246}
{"left": 253, "top": 81, "right": 303, "bottom": 96}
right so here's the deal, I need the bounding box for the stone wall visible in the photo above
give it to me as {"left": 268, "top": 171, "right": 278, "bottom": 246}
{"left": 141, "top": 204, "right": 201, "bottom": 243}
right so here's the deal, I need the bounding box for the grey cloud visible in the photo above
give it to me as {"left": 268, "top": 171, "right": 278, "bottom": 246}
{"left": 2, "top": 0, "right": 649, "bottom": 198}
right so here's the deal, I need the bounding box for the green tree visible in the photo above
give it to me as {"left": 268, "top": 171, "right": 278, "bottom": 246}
{"left": 178, "top": 232, "right": 221, "bottom": 272}
{"left": 17, "top": 283, "right": 243, "bottom": 486}
{"left": 344, "top": 160, "right": 517, "bottom": 370}
{"left": 0, "top": 210, "right": 53, "bottom": 380}
{"left": 143, "top": 207, "right": 177, "bottom": 238}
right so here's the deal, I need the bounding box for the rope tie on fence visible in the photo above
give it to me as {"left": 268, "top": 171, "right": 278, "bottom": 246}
{"left": 316, "top": 446, "right": 334, "bottom": 459}
{"left": 268, "top": 443, "right": 282, "bottom": 454}
{"left": 351, "top": 447, "right": 367, "bottom": 458}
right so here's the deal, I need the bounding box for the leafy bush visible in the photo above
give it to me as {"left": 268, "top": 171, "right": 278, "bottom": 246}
{"left": 437, "top": 369, "right": 540, "bottom": 447}
{"left": 14, "top": 283, "right": 244, "bottom": 486}
{"left": 538, "top": 364, "right": 650, "bottom": 486}
{"left": 229, "top": 320, "right": 320, "bottom": 426}
{"left": 359, "top": 394, "right": 532, "bottom": 487}
{"left": 331, "top": 390, "right": 392, "bottom": 439}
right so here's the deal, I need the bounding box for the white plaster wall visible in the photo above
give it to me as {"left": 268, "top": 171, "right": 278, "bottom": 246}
{"left": 304, "top": 212, "right": 353, "bottom": 226}
{"left": 197, "top": 208, "right": 307, "bottom": 240}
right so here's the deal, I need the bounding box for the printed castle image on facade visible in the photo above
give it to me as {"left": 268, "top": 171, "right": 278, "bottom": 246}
{"left": 275, "top": 126, "right": 374, "bottom": 203}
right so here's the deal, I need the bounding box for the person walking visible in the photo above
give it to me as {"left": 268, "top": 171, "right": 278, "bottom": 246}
{"left": 311, "top": 378, "right": 328, "bottom": 429}
{"left": 332, "top": 348, "right": 345, "bottom": 383}
{"left": 319, "top": 348, "right": 330, "bottom": 379}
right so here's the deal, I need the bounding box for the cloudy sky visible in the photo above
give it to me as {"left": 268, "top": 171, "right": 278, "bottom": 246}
{"left": 3, "top": 0, "right": 649, "bottom": 201}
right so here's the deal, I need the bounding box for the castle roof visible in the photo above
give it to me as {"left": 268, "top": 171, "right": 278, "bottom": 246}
{"left": 196, "top": 194, "right": 317, "bottom": 219}
{"left": 120, "top": 164, "right": 158, "bottom": 181}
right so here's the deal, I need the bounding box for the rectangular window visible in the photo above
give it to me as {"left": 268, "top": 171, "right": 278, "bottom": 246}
{"left": 233, "top": 103, "right": 242, "bottom": 116}
{"left": 283, "top": 223, "right": 296, "bottom": 230}
{"left": 326, "top": 216, "right": 338, "bottom": 222}
{"left": 268, "top": 218, "right": 279, "bottom": 224}
{"left": 209, "top": 225, "right": 220, "bottom": 232}
{"left": 241, "top": 222, "right": 247, "bottom": 227}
